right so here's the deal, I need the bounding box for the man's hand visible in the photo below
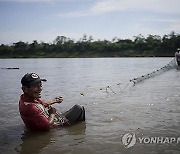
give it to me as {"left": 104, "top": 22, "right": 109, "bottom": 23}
{"left": 53, "top": 96, "right": 63, "bottom": 104}
{"left": 48, "top": 106, "right": 57, "bottom": 114}
{"left": 46, "top": 96, "right": 63, "bottom": 105}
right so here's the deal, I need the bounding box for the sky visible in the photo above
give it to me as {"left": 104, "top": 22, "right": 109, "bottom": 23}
{"left": 0, "top": 0, "right": 180, "bottom": 44}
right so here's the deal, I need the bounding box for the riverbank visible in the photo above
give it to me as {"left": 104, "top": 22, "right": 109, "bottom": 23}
{"left": 0, "top": 32, "right": 179, "bottom": 58}
{"left": 0, "top": 50, "right": 175, "bottom": 58}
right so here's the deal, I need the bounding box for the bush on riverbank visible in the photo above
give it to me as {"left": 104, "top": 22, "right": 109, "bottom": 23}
{"left": 0, "top": 31, "right": 180, "bottom": 58}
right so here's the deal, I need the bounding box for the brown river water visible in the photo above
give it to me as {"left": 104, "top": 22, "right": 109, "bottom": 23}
{"left": 0, "top": 58, "right": 180, "bottom": 154}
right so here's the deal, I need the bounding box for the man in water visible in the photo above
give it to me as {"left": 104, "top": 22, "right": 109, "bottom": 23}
{"left": 175, "top": 48, "right": 180, "bottom": 68}
{"left": 19, "top": 73, "right": 85, "bottom": 131}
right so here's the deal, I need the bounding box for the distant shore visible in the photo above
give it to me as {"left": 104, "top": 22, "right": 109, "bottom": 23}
{"left": 0, "top": 50, "right": 175, "bottom": 58}
{"left": 0, "top": 32, "right": 179, "bottom": 58}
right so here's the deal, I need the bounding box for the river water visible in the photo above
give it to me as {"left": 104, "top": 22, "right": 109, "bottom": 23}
{"left": 0, "top": 58, "right": 180, "bottom": 154}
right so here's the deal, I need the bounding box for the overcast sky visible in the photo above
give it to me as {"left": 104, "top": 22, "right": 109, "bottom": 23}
{"left": 0, "top": 0, "right": 180, "bottom": 44}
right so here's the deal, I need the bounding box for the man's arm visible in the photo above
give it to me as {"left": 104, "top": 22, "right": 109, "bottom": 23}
{"left": 48, "top": 106, "right": 57, "bottom": 127}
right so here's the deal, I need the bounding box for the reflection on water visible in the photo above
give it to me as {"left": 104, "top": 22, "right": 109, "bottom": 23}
{"left": 17, "top": 131, "right": 52, "bottom": 154}
{"left": 0, "top": 58, "right": 180, "bottom": 154}
{"left": 16, "top": 122, "right": 86, "bottom": 154}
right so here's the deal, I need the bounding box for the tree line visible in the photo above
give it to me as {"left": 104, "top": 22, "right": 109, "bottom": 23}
{"left": 0, "top": 31, "right": 180, "bottom": 58}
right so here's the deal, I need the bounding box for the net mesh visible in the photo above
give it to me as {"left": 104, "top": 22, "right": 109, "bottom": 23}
{"left": 130, "top": 58, "right": 177, "bottom": 85}
{"left": 102, "top": 58, "right": 177, "bottom": 95}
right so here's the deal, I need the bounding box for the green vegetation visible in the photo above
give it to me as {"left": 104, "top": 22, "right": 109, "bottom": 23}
{"left": 0, "top": 31, "right": 180, "bottom": 58}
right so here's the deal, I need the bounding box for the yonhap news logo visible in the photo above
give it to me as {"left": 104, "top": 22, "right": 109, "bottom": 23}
{"left": 122, "top": 132, "right": 180, "bottom": 148}
{"left": 122, "top": 132, "right": 136, "bottom": 148}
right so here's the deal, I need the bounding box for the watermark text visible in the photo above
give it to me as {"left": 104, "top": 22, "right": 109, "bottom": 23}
{"left": 122, "top": 132, "right": 180, "bottom": 148}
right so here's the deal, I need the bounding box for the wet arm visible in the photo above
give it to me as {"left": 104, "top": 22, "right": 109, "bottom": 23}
{"left": 47, "top": 106, "right": 57, "bottom": 129}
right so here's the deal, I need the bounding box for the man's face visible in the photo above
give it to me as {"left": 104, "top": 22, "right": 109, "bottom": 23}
{"left": 23, "top": 82, "right": 42, "bottom": 98}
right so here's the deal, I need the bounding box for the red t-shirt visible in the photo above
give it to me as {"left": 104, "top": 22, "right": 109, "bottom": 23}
{"left": 19, "top": 94, "right": 51, "bottom": 131}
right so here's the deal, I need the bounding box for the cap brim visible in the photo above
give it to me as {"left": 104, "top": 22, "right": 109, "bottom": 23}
{"left": 41, "top": 79, "right": 47, "bottom": 82}
{"left": 30, "top": 78, "right": 47, "bottom": 86}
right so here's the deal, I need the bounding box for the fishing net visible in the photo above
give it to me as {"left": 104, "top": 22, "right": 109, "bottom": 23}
{"left": 130, "top": 58, "right": 177, "bottom": 85}
{"left": 100, "top": 58, "right": 177, "bottom": 95}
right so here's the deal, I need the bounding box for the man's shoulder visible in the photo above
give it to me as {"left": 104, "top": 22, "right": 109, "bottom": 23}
{"left": 19, "top": 99, "right": 42, "bottom": 113}
{"left": 19, "top": 98, "right": 34, "bottom": 107}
